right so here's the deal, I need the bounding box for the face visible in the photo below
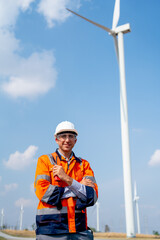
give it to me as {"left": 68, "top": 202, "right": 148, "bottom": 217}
{"left": 55, "top": 133, "right": 77, "bottom": 155}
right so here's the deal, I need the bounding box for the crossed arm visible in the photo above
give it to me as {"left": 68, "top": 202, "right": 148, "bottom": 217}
{"left": 53, "top": 165, "right": 95, "bottom": 201}
{"left": 53, "top": 165, "right": 95, "bottom": 187}
{"left": 35, "top": 157, "right": 98, "bottom": 208}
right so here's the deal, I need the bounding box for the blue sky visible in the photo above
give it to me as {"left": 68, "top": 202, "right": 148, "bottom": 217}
{"left": 0, "top": 0, "right": 160, "bottom": 234}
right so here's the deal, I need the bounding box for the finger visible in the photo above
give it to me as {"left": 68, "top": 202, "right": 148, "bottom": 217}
{"left": 88, "top": 182, "right": 95, "bottom": 187}
{"left": 53, "top": 169, "right": 58, "bottom": 175}
{"left": 53, "top": 166, "right": 57, "bottom": 171}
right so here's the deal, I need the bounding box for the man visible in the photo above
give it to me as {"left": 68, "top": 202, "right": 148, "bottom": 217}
{"left": 34, "top": 121, "right": 98, "bottom": 240}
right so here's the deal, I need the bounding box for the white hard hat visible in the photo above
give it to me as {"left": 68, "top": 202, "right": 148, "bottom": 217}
{"left": 54, "top": 121, "right": 78, "bottom": 137}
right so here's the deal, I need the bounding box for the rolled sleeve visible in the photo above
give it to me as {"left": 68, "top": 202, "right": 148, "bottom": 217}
{"left": 68, "top": 179, "right": 87, "bottom": 201}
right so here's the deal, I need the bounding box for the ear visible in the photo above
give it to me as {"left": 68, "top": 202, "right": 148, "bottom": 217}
{"left": 55, "top": 137, "right": 59, "bottom": 144}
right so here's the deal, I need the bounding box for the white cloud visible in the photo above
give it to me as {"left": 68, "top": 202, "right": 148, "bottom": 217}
{"left": 0, "top": 0, "right": 82, "bottom": 99}
{"left": 148, "top": 149, "right": 160, "bottom": 166}
{"left": 1, "top": 51, "right": 57, "bottom": 99}
{"left": 18, "top": 0, "right": 35, "bottom": 11}
{"left": 37, "top": 0, "right": 81, "bottom": 28}
{"left": 15, "top": 197, "right": 34, "bottom": 207}
{"left": 4, "top": 183, "right": 18, "bottom": 192}
{"left": 0, "top": 0, "right": 57, "bottom": 99}
{"left": 0, "top": 183, "right": 18, "bottom": 195}
{"left": 0, "top": 0, "right": 35, "bottom": 28}
{"left": 4, "top": 145, "right": 38, "bottom": 170}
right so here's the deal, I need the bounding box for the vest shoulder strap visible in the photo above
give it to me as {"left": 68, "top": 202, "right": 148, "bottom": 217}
{"left": 47, "top": 153, "right": 57, "bottom": 165}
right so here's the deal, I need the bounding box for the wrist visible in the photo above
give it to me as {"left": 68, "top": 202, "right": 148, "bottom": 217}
{"left": 63, "top": 175, "right": 73, "bottom": 186}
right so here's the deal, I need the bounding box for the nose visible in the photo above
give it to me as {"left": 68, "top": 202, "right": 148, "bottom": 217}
{"left": 65, "top": 136, "right": 70, "bottom": 141}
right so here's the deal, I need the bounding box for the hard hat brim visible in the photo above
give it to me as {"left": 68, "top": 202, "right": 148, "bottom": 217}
{"left": 54, "top": 129, "right": 78, "bottom": 137}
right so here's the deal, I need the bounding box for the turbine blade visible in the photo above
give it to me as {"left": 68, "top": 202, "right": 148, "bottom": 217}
{"left": 66, "top": 8, "right": 114, "bottom": 35}
{"left": 113, "top": 35, "right": 119, "bottom": 63}
{"left": 112, "top": 0, "right": 120, "bottom": 30}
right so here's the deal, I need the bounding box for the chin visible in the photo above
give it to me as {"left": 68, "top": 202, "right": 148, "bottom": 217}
{"left": 64, "top": 148, "right": 71, "bottom": 152}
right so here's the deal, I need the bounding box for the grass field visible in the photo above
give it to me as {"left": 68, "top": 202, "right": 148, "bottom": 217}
{"left": 1, "top": 230, "right": 35, "bottom": 237}
{"left": 94, "top": 232, "right": 160, "bottom": 239}
{"left": 1, "top": 230, "right": 160, "bottom": 239}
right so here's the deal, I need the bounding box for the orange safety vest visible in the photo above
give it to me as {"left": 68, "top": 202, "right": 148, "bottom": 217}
{"left": 34, "top": 150, "right": 98, "bottom": 235}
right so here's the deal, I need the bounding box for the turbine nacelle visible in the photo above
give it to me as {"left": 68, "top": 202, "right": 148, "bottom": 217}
{"left": 114, "top": 23, "right": 131, "bottom": 35}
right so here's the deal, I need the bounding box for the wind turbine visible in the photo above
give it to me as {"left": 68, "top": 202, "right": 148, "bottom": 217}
{"left": 96, "top": 201, "right": 100, "bottom": 232}
{"left": 19, "top": 204, "right": 24, "bottom": 230}
{"left": 134, "top": 182, "right": 141, "bottom": 234}
{"left": 67, "top": 0, "right": 135, "bottom": 237}
{"left": 1, "top": 208, "right": 4, "bottom": 229}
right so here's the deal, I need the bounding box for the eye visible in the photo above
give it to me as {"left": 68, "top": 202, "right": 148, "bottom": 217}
{"left": 61, "top": 134, "right": 67, "bottom": 139}
{"left": 69, "top": 135, "right": 74, "bottom": 139}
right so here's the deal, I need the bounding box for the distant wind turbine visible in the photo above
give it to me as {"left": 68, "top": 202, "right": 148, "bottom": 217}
{"left": 1, "top": 209, "right": 4, "bottom": 229}
{"left": 96, "top": 201, "right": 100, "bottom": 232}
{"left": 67, "top": 0, "right": 135, "bottom": 237}
{"left": 19, "top": 205, "right": 24, "bottom": 230}
{"left": 134, "top": 182, "right": 141, "bottom": 234}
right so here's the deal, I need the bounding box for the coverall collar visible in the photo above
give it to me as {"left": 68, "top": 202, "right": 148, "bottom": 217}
{"left": 56, "top": 149, "right": 82, "bottom": 163}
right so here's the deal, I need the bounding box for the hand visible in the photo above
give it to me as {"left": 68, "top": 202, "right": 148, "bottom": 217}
{"left": 53, "top": 165, "right": 66, "bottom": 181}
{"left": 80, "top": 177, "right": 95, "bottom": 188}
{"left": 53, "top": 165, "right": 73, "bottom": 186}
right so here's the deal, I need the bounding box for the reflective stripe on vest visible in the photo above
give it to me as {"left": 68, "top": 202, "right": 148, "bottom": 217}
{"left": 41, "top": 184, "right": 57, "bottom": 203}
{"left": 47, "top": 154, "right": 56, "bottom": 165}
{"left": 35, "top": 174, "right": 51, "bottom": 192}
{"left": 37, "top": 207, "right": 81, "bottom": 215}
{"left": 35, "top": 174, "right": 51, "bottom": 186}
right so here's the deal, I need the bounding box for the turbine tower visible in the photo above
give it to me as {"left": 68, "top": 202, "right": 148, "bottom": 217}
{"left": 19, "top": 204, "right": 24, "bottom": 230}
{"left": 134, "top": 182, "right": 141, "bottom": 234}
{"left": 67, "top": 0, "right": 135, "bottom": 237}
{"left": 1, "top": 208, "right": 4, "bottom": 229}
{"left": 96, "top": 201, "right": 100, "bottom": 232}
